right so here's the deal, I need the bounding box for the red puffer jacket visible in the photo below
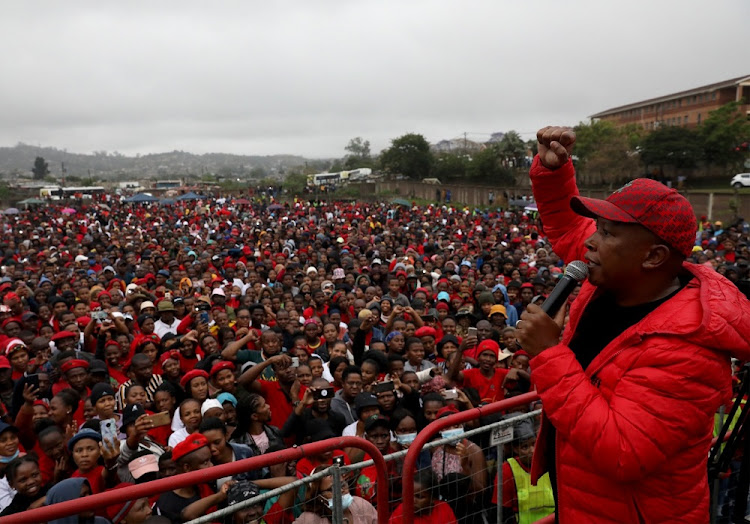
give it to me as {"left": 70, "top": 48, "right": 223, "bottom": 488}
{"left": 529, "top": 156, "right": 750, "bottom": 523}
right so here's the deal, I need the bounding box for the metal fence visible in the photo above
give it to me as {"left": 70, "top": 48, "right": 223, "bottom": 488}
{"left": 0, "top": 436, "right": 390, "bottom": 524}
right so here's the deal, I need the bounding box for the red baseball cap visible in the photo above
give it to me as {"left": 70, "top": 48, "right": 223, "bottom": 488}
{"left": 570, "top": 179, "right": 696, "bottom": 257}
{"left": 172, "top": 433, "right": 209, "bottom": 462}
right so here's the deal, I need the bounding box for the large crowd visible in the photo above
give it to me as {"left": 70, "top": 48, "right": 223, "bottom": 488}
{"left": 0, "top": 185, "right": 746, "bottom": 524}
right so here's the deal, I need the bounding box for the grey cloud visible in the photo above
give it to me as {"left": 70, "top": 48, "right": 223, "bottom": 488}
{"left": 0, "top": 0, "right": 747, "bottom": 158}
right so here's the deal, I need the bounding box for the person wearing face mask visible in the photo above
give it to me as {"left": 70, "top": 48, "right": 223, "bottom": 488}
{"left": 430, "top": 405, "right": 487, "bottom": 518}
{"left": 293, "top": 467, "right": 377, "bottom": 524}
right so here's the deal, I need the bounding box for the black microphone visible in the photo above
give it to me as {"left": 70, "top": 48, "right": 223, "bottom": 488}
{"left": 540, "top": 260, "right": 589, "bottom": 317}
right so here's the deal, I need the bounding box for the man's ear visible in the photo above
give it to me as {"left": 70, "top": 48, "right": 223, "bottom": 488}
{"left": 642, "top": 243, "right": 672, "bottom": 270}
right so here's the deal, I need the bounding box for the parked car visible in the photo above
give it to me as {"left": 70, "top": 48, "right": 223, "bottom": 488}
{"left": 731, "top": 173, "right": 750, "bottom": 188}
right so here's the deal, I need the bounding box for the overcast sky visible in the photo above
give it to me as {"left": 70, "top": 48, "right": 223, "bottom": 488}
{"left": 1, "top": 1, "right": 747, "bottom": 158}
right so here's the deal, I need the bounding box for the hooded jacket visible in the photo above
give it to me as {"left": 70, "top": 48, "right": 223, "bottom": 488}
{"left": 45, "top": 478, "right": 109, "bottom": 524}
{"left": 529, "top": 157, "right": 750, "bottom": 523}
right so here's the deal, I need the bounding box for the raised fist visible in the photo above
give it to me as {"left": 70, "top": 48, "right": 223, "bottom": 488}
{"left": 536, "top": 126, "right": 576, "bottom": 170}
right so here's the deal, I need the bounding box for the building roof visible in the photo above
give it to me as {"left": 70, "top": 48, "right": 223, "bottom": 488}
{"left": 591, "top": 74, "right": 750, "bottom": 118}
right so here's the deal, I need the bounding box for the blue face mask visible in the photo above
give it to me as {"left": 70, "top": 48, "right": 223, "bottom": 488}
{"left": 396, "top": 432, "right": 417, "bottom": 446}
{"left": 440, "top": 428, "right": 464, "bottom": 441}
{"left": 322, "top": 493, "right": 354, "bottom": 511}
{"left": 0, "top": 449, "right": 19, "bottom": 464}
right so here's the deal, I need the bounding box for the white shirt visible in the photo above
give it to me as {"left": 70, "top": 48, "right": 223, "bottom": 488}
{"left": 154, "top": 317, "right": 181, "bottom": 338}
{"left": 168, "top": 428, "right": 190, "bottom": 448}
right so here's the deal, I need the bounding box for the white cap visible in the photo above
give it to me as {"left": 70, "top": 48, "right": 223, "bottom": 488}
{"left": 211, "top": 288, "right": 226, "bottom": 297}
{"left": 126, "top": 283, "right": 138, "bottom": 294}
{"left": 201, "top": 399, "right": 224, "bottom": 416}
{"left": 306, "top": 267, "right": 318, "bottom": 274}
{"left": 140, "top": 301, "right": 155, "bottom": 311}
{"left": 75, "top": 255, "right": 88, "bottom": 263}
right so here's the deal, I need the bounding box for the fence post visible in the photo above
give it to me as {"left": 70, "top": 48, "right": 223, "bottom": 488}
{"left": 331, "top": 463, "right": 345, "bottom": 524}
{"left": 497, "top": 440, "right": 504, "bottom": 524}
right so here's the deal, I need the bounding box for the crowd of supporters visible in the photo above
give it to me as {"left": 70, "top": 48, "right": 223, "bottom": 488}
{"left": 0, "top": 189, "right": 746, "bottom": 524}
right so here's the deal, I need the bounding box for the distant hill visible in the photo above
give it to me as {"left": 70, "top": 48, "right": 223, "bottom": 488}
{"left": 0, "top": 143, "right": 324, "bottom": 181}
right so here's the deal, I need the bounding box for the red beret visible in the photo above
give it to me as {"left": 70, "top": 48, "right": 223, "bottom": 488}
{"left": 3, "top": 293, "right": 20, "bottom": 305}
{"left": 158, "top": 349, "right": 180, "bottom": 366}
{"left": 435, "top": 302, "right": 450, "bottom": 311}
{"left": 415, "top": 327, "right": 437, "bottom": 339}
{"left": 0, "top": 318, "right": 21, "bottom": 330}
{"left": 476, "top": 339, "right": 500, "bottom": 360}
{"left": 520, "top": 283, "right": 534, "bottom": 290}
{"left": 51, "top": 330, "right": 77, "bottom": 342}
{"left": 210, "top": 360, "right": 235, "bottom": 378}
{"left": 0, "top": 356, "right": 9, "bottom": 370}
{"left": 180, "top": 369, "right": 209, "bottom": 389}
{"left": 437, "top": 404, "right": 460, "bottom": 419}
{"left": 61, "top": 359, "right": 90, "bottom": 374}
{"left": 172, "top": 433, "right": 209, "bottom": 462}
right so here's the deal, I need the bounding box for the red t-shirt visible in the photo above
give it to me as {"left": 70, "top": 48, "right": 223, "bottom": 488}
{"left": 72, "top": 465, "right": 106, "bottom": 494}
{"left": 389, "top": 500, "right": 457, "bottom": 524}
{"left": 460, "top": 368, "right": 508, "bottom": 404}
{"left": 258, "top": 380, "right": 293, "bottom": 431}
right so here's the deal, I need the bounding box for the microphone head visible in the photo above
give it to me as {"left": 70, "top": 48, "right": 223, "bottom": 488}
{"left": 564, "top": 260, "right": 589, "bottom": 282}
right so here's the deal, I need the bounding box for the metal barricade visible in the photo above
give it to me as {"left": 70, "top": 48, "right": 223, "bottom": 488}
{"left": 1, "top": 436, "right": 390, "bottom": 524}
{"left": 401, "top": 391, "right": 549, "bottom": 524}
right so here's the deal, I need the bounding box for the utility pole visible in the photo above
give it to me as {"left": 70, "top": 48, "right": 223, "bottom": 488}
{"left": 61, "top": 162, "right": 66, "bottom": 186}
{"left": 464, "top": 132, "right": 468, "bottom": 153}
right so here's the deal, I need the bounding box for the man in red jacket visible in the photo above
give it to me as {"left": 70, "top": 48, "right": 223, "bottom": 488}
{"left": 515, "top": 126, "right": 750, "bottom": 523}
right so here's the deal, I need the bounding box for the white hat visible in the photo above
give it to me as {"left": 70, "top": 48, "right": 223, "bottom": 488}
{"left": 200, "top": 399, "right": 224, "bottom": 416}
{"left": 498, "top": 349, "right": 513, "bottom": 362}
{"left": 75, "top": 255, "right": 88, "bottom": 263}
{"left": 306, "top": 267, "right": 318, "bottom": 274}
{"left": 126, "top": 283, "right": 138, "bottom": 294}
{"left": 211, "top": 288, "right": 226, "bottom": 297}
{"left": 140, "top": 301, "right": 155, "bottom": 311}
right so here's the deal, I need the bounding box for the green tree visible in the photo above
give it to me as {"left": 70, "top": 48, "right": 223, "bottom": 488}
{"left": 699, "top": 101, "right": 750, "bottom": 168}
{"left": 573, "top": 121, "right": 640, "bottom": 185}
{"left": 497, "top": 131, "right": 527, "bottom": 167}
{"left": 249, "top": 166, "right": 268, "bottom": 179}
{"left": 344, "top": 137, "right": 372, "bottom": 169}
{"left": 468, "top": 145, "right": 515, "bottom": 184}
{"left": 283, "top": 172, "right": 309, "bottom": 195}
{"left": 380, "top": 133, "right": 433, "bottom": 180}
{"left": 432, "top": 152, "right": 469, "bottom": 182}
{"left": 32, "top": 156, "right": 50, "bottom": 180}
{"left": 640, "top": 125, "right": 702, "bottom": 169}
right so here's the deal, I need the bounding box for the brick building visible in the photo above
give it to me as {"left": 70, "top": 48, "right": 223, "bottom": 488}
{"left": 591, "top": 74, "right": 750, "bottom": 130}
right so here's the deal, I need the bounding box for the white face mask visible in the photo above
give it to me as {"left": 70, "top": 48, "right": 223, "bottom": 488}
{"left": 321, "top": 493, "right": 353, "bottom": 511}
{"left": 440, "top": 427, "right": 464, "bottom": 441}
{"left": 396, "top": 432, "right": 417, "bottom": 446}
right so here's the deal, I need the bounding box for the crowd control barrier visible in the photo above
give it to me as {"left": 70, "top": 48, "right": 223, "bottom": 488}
{"left": 401, "top": 390, "right": 546, "bottom": 524}
{"left": 0, "top": 436, "right": 390, "bottom": 524}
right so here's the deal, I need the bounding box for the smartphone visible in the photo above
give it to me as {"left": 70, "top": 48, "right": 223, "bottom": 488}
{"left": 91, "top": 311, "right": 108, "bottom": 322}
{"left": 26, "top": 373, "right": 40, "bottom": 390}
{"left": 290, "top": 357, "right": 299, "bottom": 368}
{"left": 145, "top": 411, "right": 171, "bottom": 428}
{"left": 332, "top": 455, "right": 345, "bottom": 467}
{"left": 100, "top": 418, "right": 118, "bottom": 446}
{"left": 313, "top": 387, "right": 335, "bottom": 400}
{"left": 374, "top": 381, "right": 395, "bottom": 394}
{"left": 442, "top": 389, "right": 459, "bottom": 400}
{"left": 467, "top": 327, "right": 478, "bottom": 338}
{"left": 199, "top": 312, "right": 210, "bottom": 324}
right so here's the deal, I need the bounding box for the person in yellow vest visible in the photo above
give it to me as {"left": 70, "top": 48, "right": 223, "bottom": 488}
{"left": 492, "top": 420, "right": 555, "bottom": 524}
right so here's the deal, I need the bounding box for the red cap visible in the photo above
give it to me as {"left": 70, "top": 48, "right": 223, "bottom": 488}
{"left": 61, "top": 359, "right": 90, "bottom": 374}
{"left": 2, "top": 293, "right": 19, "bottom": 305}
{"left": 571, "top": 178, "right": 696, "bottom": 257}
{"left": 180, "top": 369, "right": 209, "bottom": 389}
{"left": 476, "top": 339, "right": 500, "bottom": 360}
{"left": 437, "top": 404, "right": 460, "bottom": 418}
{"left": 172, "top": 433, "right": 209, "bottom": 462}
{"left": 210, "top": 360, "right": 235, "bottom": 378}
{"left": 0, "top": 356, "right": 9, "bottom": 370}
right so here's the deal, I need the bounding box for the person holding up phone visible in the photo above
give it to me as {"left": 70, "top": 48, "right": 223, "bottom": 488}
{"left": 281, "top": 378, "right": 346, "bottom": 445}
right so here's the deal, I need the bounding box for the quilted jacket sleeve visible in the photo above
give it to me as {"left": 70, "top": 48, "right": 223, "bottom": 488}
{"left": 531, "top": 340, "right": 727, "bottom": 482}
{"left": 529, "top": 156, "right": 594, "bottom": 264}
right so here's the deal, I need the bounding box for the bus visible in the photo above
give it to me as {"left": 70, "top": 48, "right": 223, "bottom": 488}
{"left": 40, "top": 186, "right": 106, "bottom": 200}
{"left": 307, "top": 172, "right": 348, "bottom": 187}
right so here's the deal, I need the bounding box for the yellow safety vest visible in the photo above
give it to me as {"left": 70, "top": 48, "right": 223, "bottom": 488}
{"left": 507, "top": 457, "right": 555, "bottom": 524}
